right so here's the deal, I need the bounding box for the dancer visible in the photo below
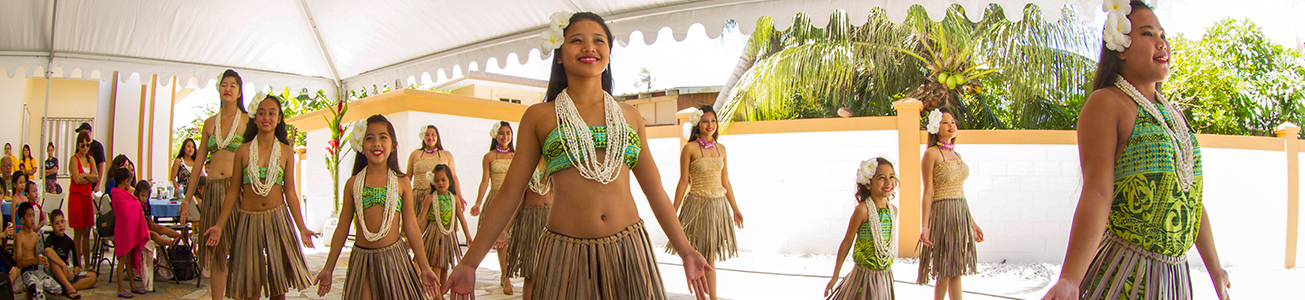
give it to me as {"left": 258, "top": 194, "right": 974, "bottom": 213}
{"left": 67, "top": 131, "right": 98, "bottom": 269}
{"left": 180, "top": 69, "right": 248, "bottom": 300}
{"left": 406, "top": 125, "right": 471, "bottom": 241}
{"left": 825, "top": 157, "right": 899, "bottom": 300}
{"left": 203, "top": 95, "right": 318, "bottom": 299}
{"left": 419, "top": 164, "right": 464, "bottom": 299}
{"left": 1042, "top": 2, "right": 1230, "bottom": 299}
{"left": 315, "top": 115, "right": 438, "bottom": 300}
{"left": 669, "top": 105, "right": 742, "bottom": 300}
{"left": 468, "top": 120, "right": 515, "bottom": 295}
{"left": 916, "top": 107, "right": 983, "bottom": 300}
{"left": 445, "top": 11, "right": 712, "bottom": 300}
{"left": 503, "top": 160, "right": 552, "bottom": 300}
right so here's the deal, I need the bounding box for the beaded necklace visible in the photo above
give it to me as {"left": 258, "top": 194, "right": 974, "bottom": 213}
{"left": 432, "top": 192, "right": 455, "bottom": 235}
{"left": 696, "top": 138, "right": 716, "bottom": 149}
{"left": 246, "top": 138, "right": 283, "bottom": 196}
{"left": 1114, "top": 77, "right": 1195, "bottom": 191}
{"left": 553, "top": 88, "right": 629, "bottom": 184}
{"left": 213, "top": 109, "right": 241, "bottom": 150}
{"left": 937, "top": 141, "right": 954, "bottom": 151}
{"left": 864, "top": 200, "right": 898, "bottom": 263}
{"left": 352, "top": 168, "right": 400, "bottom": 242}
{"left": 493, "top": 145, "right": 511, "bottom": 153}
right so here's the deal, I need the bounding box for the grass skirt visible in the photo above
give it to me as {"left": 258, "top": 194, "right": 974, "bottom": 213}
{"left": 916, "top": 198, "right": 978, "bottom": 284}
{"left": 421, "top": 214, "right": 462, "bottom": 271}
{"left": 827, "top": 265, "right": 896, "bottom": 300}
{"left": 504, "top": 205, "right": 550, "bottom": 278}
{"left": 532, "top": 220, "right": 666, "bottom": 300}
{"left": 226, "top": 204, "right": 314, "bottom": 298}
{"left": 666, "top": 193, "right": 738, "bottom": 261}
{"left": 343, "top": 241, "right": 426, "bottom": 300}
{"left": 1079, "top": 231, "right": 1192, "bottom": 300}
{"left": 198, "top": 177, "right": 231, "bottom": 272}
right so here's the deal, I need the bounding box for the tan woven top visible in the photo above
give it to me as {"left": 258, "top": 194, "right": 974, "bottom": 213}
{"left": 932, "top": 160, "right": 968, "bottom": 200}
{"left": 489, "top": 158, "right": 511, "bottom": 192}
{"left": 411, "top": 153, "right": 449, "bottom": 188}
{"left": 688, "top": 157, "right": 726, "bottom": 198}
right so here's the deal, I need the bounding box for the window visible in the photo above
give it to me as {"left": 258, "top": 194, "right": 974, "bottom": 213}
{"left": 42, "top": 118, "right": 93, "bottom": 178}
{"left": 499, "top": 98, "right": 522, "bottom": 104}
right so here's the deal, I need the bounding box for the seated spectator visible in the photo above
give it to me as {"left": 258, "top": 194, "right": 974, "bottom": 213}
{"left": 13, "top": 202, "right": 62, "bottom": 298}
{"left": 44, "top": 209, "right": 95, "bottom": 298}
{"left": 133, "top": 181, "right": 181, "bottom": 246}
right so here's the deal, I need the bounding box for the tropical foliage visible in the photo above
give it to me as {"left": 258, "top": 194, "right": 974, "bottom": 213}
{"left": 1165, "top": 19, "right": 1305, "bottom": 137}
{"left": 716, "top": 4, "right": 1097, "bottom": 130}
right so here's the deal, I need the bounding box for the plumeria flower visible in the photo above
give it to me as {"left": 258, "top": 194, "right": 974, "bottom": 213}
{"left": 1103, "top": 0, "right": 1133, "bottom": 15}
{"left": 926, "top": 109, "right": 943, "bottom": 134}
{"left": 490, "top": 122, "right": 503, "bottom": 138}
{"left": 857, "top": 159, "right": 877, "bottom": 184}
{"left": 549, "top": 11, "right": 572, "bottom": 31}
{"left": 682, "top": 122, "right": 695, "bottom": 140}
{"left": 425, "top": 170, "right": 435, "bottom": 183}
{"left": 347, "top": 119, "right": 367, "bottom": 153}
{"left": 688, "top": 108, "right": 703, "bottom": 126}
{"left": 540, "top": 29, "right": 564, "bottom": 50}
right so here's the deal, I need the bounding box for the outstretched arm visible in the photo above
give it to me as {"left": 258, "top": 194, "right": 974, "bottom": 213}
{"left": 282, "top": 147, "right": 318, "bottom": 248}
{"left": 1195, "top": 209, "right": 1231, "bottom": 299}
{"left": 825, "top": 204, "right": 868, "bottom": 297}
{"left": 671, "top": 145, "right": 692, "bottom": 210}
{"left": 315, "top": 177, "right": 358, "bottom": 296}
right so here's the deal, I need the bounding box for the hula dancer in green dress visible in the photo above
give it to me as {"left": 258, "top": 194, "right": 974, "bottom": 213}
{"left": 826, "top": 157, "right": 899, "bottom": 300}
{"left": 1042, "top": 2, "right": 1231, "bottom": 300}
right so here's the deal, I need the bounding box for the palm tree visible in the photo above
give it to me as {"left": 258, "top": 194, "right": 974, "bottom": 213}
{"left": 714, "top": 3, "right": 1098, "bottom": 130}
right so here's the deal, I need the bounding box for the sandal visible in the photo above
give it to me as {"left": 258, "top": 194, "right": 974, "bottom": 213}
{"left": 117, "top": 292, "right": 134, "bottom": 298}
{"left": 132, "top": 288, "right": 146, "bottom": 294}
{"left": 62, "top": 291, "right": 83, "bottom": 299}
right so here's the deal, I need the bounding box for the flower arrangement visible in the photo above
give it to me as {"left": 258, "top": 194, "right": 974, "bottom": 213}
{"left": 322, "top": 98, "right": 351, "bottom": 216}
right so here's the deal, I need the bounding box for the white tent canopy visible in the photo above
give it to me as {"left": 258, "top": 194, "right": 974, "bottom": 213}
{"left": 1, "top": 0, "right": 1099, "bottom": 98}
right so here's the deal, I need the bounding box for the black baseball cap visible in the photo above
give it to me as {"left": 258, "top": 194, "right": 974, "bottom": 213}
{"left": 76, "top": 123, "right": 92, "bottom": 132}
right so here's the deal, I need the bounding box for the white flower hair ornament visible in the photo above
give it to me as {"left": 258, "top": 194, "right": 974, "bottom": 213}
{"left": 490, "top": 122, "right": 504, "bottom": 139}
{"left": 248, "top": 90, "right": 272, "bottom": 119}
{"left": 346, "top": 119, "right": 367, "bottom": 153}
{"left": 681, "top": 108, "right": 704, "bottom": 139}
{"left": 425, "top": 170, "right": 435, "bottom": 184}
{"left": 857, "top": 156, "right": 895, "bottom": 185}
{"left": 1102, "top": 0, "right": 1133, "bottom": 52}
{"left": 926, "top": 109, "right": 943, "bottom": 134}
{"left": 540, "top": 11, "right": 573, "bottom": 50}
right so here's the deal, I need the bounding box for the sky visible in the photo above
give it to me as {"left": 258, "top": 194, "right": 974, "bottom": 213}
{"left": 171, "top": 0, "right": 1305, "bottom": 131}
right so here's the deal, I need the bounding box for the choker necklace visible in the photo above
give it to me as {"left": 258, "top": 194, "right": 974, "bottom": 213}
{"left": 424, "top": 147, "right": 438, "bottom": 154}
{"left": 696, "top": 138, "right": 716, "bottom": 149}
{"left": 494, "top": 145, "right": 511, "bottom": 153}
{"left": 937, "top": 141, "right": 954, "bottom": 151}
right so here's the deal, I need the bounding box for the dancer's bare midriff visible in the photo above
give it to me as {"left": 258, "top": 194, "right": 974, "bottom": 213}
{"left": 545, "top": 167, "right": 642, "bottom": 238}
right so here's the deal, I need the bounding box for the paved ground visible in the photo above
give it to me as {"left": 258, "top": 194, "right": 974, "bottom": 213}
{"left": 56, "top": 244, "right": 1293, "bottom": 299}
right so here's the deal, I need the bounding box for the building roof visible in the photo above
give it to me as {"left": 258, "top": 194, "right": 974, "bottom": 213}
{"left": 615, "top": 86, "right": 722, "bottom": 101}
{"left": 433, "top": 70, "right": 549, "bottom": 92}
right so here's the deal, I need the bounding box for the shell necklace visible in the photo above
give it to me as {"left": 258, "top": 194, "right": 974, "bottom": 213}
{"left": 432, "top": 192, "right": 456, "bottom": 235}
{"left": 864, "top": 201, "right": 898, "bottom": 263}
{"left": 554, "top": 88, "right": 629, "bottom": 184}
{"left": 353, "top": 167, "right": 400, "bottom": 242}
{"left": 213, "top": 108, "right": 241, "bottom": 150}
{"left": 528, "top": 169, "right": 551, "bottom": 195}
{"left": 246, "top": 138, "right": 283, "bottom": 196}
{"left": 1114, "top": 77, "right": 1195, "bottom": 191}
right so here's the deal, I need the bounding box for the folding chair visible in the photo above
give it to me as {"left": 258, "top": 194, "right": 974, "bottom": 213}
{"left": 90, "top": 193, "right": 116, "bottom": 282}
{"left": 153, "top": 223, "right": 200, "bottom": 287}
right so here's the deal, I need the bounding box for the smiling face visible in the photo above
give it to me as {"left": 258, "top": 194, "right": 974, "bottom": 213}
{"left": 697, "top": 112, "right": 718, "bottom": 138}
{"left": 868, "top": 164, "right": 898, "bottom": 200}
{"left": 495, "top": 125, "right": 513, "bottom": 148}
{"left": 937, "top": 112, "right": 959, "bottom": 141}
{"left": 254, "top": 98, "right": 282, "bottom": 133}
{"left": 182, "top": 139, "right": 195, "bottom": 157}
{"left": 431, "top": 171, "right": 450, "bottom": 193}
{"left": 558, "top": 19, "right": 611, "bottom": 80}
{"left": 218, "top": 76, "right": 241, "bottom": 104}
{"left": 423, "top": 128, "right": 439, "bottom": 149}
{"left": 1117, "top": 7, "right": 1170, "bottom": 84}
{"left": 21, "top": 146, "right": 29, "bottom": 158}
{"left": 363, "top": 122, "right": 394, "bottom": 165}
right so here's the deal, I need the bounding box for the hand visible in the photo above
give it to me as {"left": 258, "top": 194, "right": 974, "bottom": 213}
{"left": 420, "top": 269, "right": 441, "bottom": 298}
{"left": 469, "top": 205, "right": 481, "bottom": 217}
{"left": 36, "top": 256, "right": 47, "bottom": 265}
{"left": 1210, "top": 268, "right": 1232, "bottom": 300}
{"left": 972, "top": 225, "right": 985, "bottom": 243}
{"left": 458, "top": 197, "right": 468, "bottom": 213}
{"left": 314, "top": 269, "right": 333, "bottom": 297}
{"left": 203, "top": 226, "right": 222, "bottom": 246}
{"left": 442, "top": 264, "right": 477, "bottom": 299}
{"left": 66, "top": 269, "right": 74, "bottom": 279}
{"left": 733, "top": 210, "right": 744, "bottom": 229}
{"left": 1041, "top": 278, "right": 1078, "bottom": 300}
{"left": 823, "top": 278, "right": 838, "bottom": 297}
{"left": 681, "top": 252, "right": 713, "bottom": 300}
{"left": 179, "top": 205, "right": 189, "bottom": 224}
{"left": 920, "top": 227, "right": 933, "bottom": 246}
{"left": 299, "top": 228, "right": 320, "bottom": 249}
{"left": 2, "top": 226, "right": 13, "bottom": 238}
{"left": 73, "top": 266, "right": 81, "bottom": 274}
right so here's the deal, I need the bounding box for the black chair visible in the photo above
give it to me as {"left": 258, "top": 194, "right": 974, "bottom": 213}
{"left": 90, "top": 193, "right": 116, "bottom": 282}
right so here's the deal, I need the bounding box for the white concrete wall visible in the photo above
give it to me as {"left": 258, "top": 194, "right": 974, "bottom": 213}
{"left": 1195, "top": 148, "right": 1288, "bottom": 269}
{"left": 0, "top": 68, "right": 29, "bottom": 152}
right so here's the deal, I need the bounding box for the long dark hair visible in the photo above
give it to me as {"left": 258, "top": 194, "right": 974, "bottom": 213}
{"left": 220, "top": 69, "right": 247, "bottom": 114}
{"left": 134, "top": 180, "right": 152, "bottom": 198}
{"left": 420, "top": 125, "right": 444, "bottom": 151}
{"left": 11, "top": 171, "right": 26, "bottom": 195}
{"left": 242, "top": 95, "right": 292, "bottom": 146}
{"left": 429, "top": 164, "right": 457, "bottom": 195}
{"left": 351, "top": 114, "right": 405, "bottom": 177}
{"left": 855, "top": 157, "right": 896, "bottom": 203}
{"left": 106, "top": 154, "right": 130, "bottom": 186}
{"left": 927, "top": 107, "right": 960, "bottom": 147}
{"left": 1091, "top": 1, "right": 1155, "bottom": 91}
{"left": 176, "top": 138, "right": 197, "bottom": 160}
{"left": 488, "top": 121, "right": 515, "bottom": 152}
{"left": 21, "top": 145, "right": 31, "bottom": 160}
{"left": 544, "top": 12, "right": 615, "bottom": 102}
{"left": 688, "top": 105, "right": 719, "bottom": 142}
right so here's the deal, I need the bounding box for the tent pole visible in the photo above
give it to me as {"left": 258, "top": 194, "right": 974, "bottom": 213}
{"left": 39, "top": 0, "right": 57, "bottom": 195}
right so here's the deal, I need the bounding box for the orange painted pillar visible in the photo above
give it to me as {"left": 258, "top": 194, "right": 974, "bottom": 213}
{"left": 1277, "top": 122, "right": 1300, "bottom": 268}
{"left": 893, "top": 98, "right": 923, "bottom": 257}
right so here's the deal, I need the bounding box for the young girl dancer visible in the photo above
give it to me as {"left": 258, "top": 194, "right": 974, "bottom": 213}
{"left": 408, "top": 125, "right": 471, "bottom": 240}
{"left": 917, "top": 107, "right": 983, "bottom": 300}
{"left": 670, "top": 105, "right": 743, "bottom": 300}
{"left": 203, "top": 95, "right": 318, "bottom": 299}
{"left": 445, "top": 11, "right": 711, "bottom": 300}
{"left": 181, "top": 69, "right": 249, "bottom": 300}
{"left": 1042, "top": 2, "right": 1230, "bottom": 299}
{"left": 419, "top": 164, "right": 464, "bottom": 298}
{"left": 503, "top": 160, "right": 552, "bottom": 300}
{"left": 468, "top": 120, "right": 515, "bottom": 295}
{"left": 826, "top": 157, "right": 899, "bottom": 300}
{"left": 315, "top": 114, "right": 438, "bottom": 299}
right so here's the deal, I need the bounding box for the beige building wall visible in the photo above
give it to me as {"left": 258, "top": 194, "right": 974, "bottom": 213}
{"left": 21, "top": 78, "right": 100, "bottom": 149}
{"left": 446, "top": 84, "right": 543, "bottom": 106}
{"left": 623, "top": 96, "right": 679, "bottom": 125}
